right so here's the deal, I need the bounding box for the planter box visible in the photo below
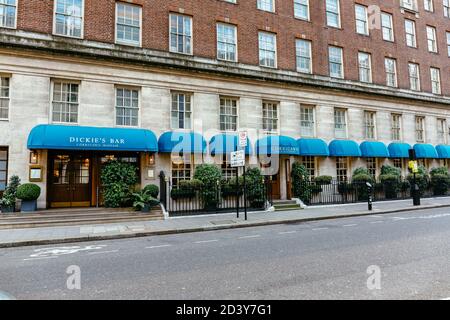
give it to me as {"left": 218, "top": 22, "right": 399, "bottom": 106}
{"left": 0, "top": 206, "right": 14, "bottom": 213}
{"left": 21, "top": 200, "right": 37, "bottom": 212}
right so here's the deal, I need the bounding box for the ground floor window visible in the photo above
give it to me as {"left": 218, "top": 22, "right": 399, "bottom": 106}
{"left": 0, "top": 147, "right": 8, "bottom": 191}
{"left": 221, "top": 155, "right": 237, "bottom": 180}
{"left": 393, "top": 158, "right": 403, "bottom": 171}
{"left": 171, "top": 154, "right": 192, "bottom": 187}
{"left": 418, "top": 159, "right": 428, "bottom": 170}
{"left": 300, "top": 156, "right": 316, "bottom": 180}
{"left": 336, "top": 157, "right": 348, "bottom": 182}
{"left": 366, "top": 158, "right": 377, "bottom": 179}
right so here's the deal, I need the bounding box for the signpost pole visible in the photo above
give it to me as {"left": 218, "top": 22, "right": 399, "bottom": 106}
{"left": 236, "top": 166, "right": 240, "bottom": 219}
{"left": 243, "top": 165, "right": 247, "bottom": 221}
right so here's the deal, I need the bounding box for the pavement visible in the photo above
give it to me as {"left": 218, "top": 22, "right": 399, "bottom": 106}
{"left": 0, "top": 206, "right": 449, "bottom": 299}
{"left": 1, "top": 196, "right": 450, "bottom": 248}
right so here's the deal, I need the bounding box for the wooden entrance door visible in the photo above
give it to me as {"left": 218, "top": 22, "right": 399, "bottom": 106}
{"left": 270, "top": 173, "right": 281, "bottom": 200}
{"left": 49, "top": 153, "right": 92, "bottom": 208}
{"left": 285, "top": 158, "right": 292, "bottom": 200}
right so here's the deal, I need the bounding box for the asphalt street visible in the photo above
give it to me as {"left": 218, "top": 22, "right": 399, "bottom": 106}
{"left": 0, "top": 207, "right": 449, "bottom": 300}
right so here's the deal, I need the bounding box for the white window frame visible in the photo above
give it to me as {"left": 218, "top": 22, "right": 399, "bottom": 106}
{"left": 257, "top": 0, "right": 275, "bottom": 12}
{"left": 326, "top": 0, "right": 341, "bottom": 28}
{"left": 53, "top": 0, "right": 85, "bottom": 39}
{"left": 171, "top": 154, "right": 193, "bottom": 187}
{"left": 385, "top": 57, "right": 398, "bottom": 87}
{"left": 51, "top": 80, "right": 80, "bottom": 124}
{"left": 424, "top": 0, "right": 434, "bottom": 12}
{"left": 334, "top": 108, "right": 347, "bottom": 139}
{"left": 355, "top": 4, "right": 369, "bottom": 35}
{"left": 115, "top": 86, "right": 140, "bottom": 127}
{"left": 295, "top": 39, "right": 312, "bottom": 74}
{"left": 364, "top": 111, "right": 376, "bottom": 140}
{"left": 115, "top": 2, "right": 142, "bottom": 47}
{"left": 447, "top": 32, "right": 450, "bottom": 56}
{"left": 408, "top": 63, "right": 421, "bottom": 91}
{"left": 336, "top": 157, "right": 349, "bottom": 182}
{"left": 430, "top": 67, "right": 441, "bottom": 95}
{"left": 329, "top": 46, "right": 344, "bottom": 79}
{"left": 216, "top": 23, "right": 237, "bottom": 62}
{"left": 405, "top": 19, "right": 417, "bottom": 48}
{"left": 262, "top": 101, "right": 279, "bottom": 134}
{"left": 0, "top": 0, "right": 17, "bottom": 29}
{"left": 437, "top": 118, "right": 447, "bottom": 144}
{"left": 391, "top": 114, "right": 402, "bottom": 141}
{"left": 381, "top": 12, "right": 394, "bottom": 42}
{"left": 0, "top": 76, "right": 10, "bottom": 121}
{"left": 426, "top": 26, "right": 438, "bottom": 53}
{"left": 358, "top": 52, "right": 372, "bottom": 83}
{"left": 258, "top": 32, "right": 277, "bottom": 68}
{"left": 169, "top": 14, "right": 193, "bottom": 55}
{"left": 300, "top": 104, "right": 315, "bottom": 137}
{"left": 444, "top": 0, "right": 450, "bottom": 17}
{"left": 171, "top": 92, "right": 193, "bottom": 130}
{"left": 415, "top": 116, "right": 425, "bottom": 142}
{"left": 294, "top": 0, "right": 310, "bottom": 21}
{"left": 219, "top": 96, "right": 238, "bottom": 132}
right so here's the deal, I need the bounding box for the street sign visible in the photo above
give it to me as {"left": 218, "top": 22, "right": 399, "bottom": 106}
{"left": 231, "top": 150, "right": 245, "bottom": 167}
{"left": 239, "top": 131, "right": 248, "bottom": 148}
{"left": 409, "top": 160, "right": 419, "bottom": 173}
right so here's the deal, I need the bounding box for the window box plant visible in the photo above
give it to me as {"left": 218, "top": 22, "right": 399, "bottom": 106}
{"left": 16, "top": 183, "right": 41, "bottom": 212}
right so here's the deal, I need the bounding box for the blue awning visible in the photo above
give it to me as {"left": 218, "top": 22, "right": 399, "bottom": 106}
{"left": 360, "top": 141, "right": 389, "bottom": 158}
{"left": 436, "top": 145, "right": 450, "bottom": 159}
{"left": 329, "top": 140, "right": 361, "bottom": 157}
{"left": 414, "top": 144, "right": 438, "bottom": 159}
{"left": 388, "top": 142, "right": 412, "bottom": 159}
{"left": 209, "top": 134, "right": 251, "bottom": 155}
{"left": 298, "top": 138, "right": 329, "bottom": 156}
{"left": 256, "top": 136, "right": 300, "bottom": 155}
{"left": 158, "top": 131, "right": 207, "bottom": 154}
{"left": 27, "top": 124, "right": 158, "bottom": 152}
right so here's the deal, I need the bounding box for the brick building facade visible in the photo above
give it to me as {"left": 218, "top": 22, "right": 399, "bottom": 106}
{"left": 1, "top": 0, "right": 450, "bottom": 208}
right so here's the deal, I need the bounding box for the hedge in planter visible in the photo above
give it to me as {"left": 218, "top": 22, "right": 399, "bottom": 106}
{"left": 193, "top": 164, "right": 222, "bottom": 210}
{"left": 430, "top": 167, "right": 450, "bottom": 196}
{"left": 171, "top": 179, "right": 203, "bottom": 200}
{"left": 291, "top": 162, "right": 312, "bottom": 204}
{"left": 351, "top": 168, "right": 374, "bottom": 201}
{"left": 221, "top": 177, "right": 244, "bottom": 197}
{"left": 101, "top": 160, "right": 138, "bottom": 208}
{"left": 407, "top": 165, "right": 429, "bottom": 196}
{"left": 16, "top": 183, "right": 41, "bottom": 212}
{"left": 244, "top": 168, "right": 266, "bottom": 208}
{"left": 379, "top": 165, "right": 402, "bottom": 199}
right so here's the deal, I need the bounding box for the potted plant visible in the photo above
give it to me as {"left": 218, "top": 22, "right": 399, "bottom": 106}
{"left": 0, "top": 193, "right": 16, "bottom": 213}
{"left": 132, "top": 190, "right": 160, "bottom": 213}
{"left": 0, "top": 175, "right": 21, "bottom": 213}
{"left": 16, "top": 183, "right": 41, "bottom": 212}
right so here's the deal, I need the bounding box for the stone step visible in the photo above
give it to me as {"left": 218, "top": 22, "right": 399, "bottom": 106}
{"left": 273, "top": 200, "right": 298, "bottom": 206}
{"left": 273, "top": 204, "right": 302, "bottom": 211}
{"left": 0, "top": 213, "right": 164, "bottom": 230}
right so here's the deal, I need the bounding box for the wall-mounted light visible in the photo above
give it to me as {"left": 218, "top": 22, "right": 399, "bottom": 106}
{"left": 147, "top": 153, "right": 155, "bottom": 166}
{"left": 29, "top": 151, "right": 39, "bottom": 164}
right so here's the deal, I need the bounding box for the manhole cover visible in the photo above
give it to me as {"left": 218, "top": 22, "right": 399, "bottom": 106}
{"left": 210, "top": 220, "right": 236, "bottom": 225}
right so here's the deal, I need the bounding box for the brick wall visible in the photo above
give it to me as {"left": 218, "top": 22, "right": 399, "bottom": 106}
{"left": 14, "top": 0, "right": 450, "bottom": 95}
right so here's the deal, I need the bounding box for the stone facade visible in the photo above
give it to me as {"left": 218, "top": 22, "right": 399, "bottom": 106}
{"left": 1, "top": 0, "right": 450, "bottom": 207}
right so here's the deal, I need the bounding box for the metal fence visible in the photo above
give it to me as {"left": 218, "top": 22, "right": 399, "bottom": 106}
{"left": 301, "top": 179, "right": 436, "bottom": 206}
{"left": 159, "top": 172, "right": 273, "bottom": 216}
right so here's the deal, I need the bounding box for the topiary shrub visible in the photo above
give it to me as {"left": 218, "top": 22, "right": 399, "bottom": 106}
{"left": 291, "top": 162, "right": 312, "bottom": 204}
{"left": 193, "top": 164, "right": 222, "bottom": 209}
{"left": 407, "top": 165, "right": 429, "bottom": 196}
{"left": 244, "top": 168, "right": 266, "bottom": 208}
{"left": 313, "top": 175, "right": 333, "bottom": 185}
{"left": 430, "top": 167, "right": 450, "bottom": 196}
{"left": 16, "top": 183, "right": 41, "bottom": 201}
{"left": 379, "top": 174, "right": 401, "bottom": 199}
{"left": 101, "top": 160, "right": 138, "bottom": 208}
{"left": 379, "top": 165, "right": 402, "bottom": 199}
{"left": 352, "top": 168, "right": 374, "bottom": 201}
{"left": 143, "top": 184, "right": 159, "bottom": 198}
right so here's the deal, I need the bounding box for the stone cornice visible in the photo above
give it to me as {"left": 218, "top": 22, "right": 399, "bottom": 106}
{"left": 1, "top": 29, "right": 450, "bottom": 106}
